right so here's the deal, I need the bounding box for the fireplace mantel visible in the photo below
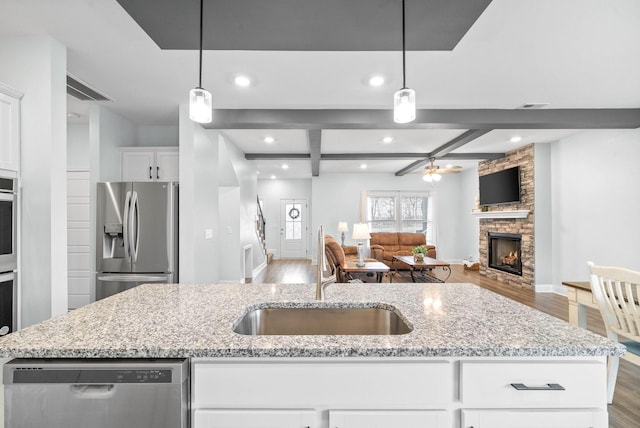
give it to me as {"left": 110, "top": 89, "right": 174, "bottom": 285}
{"left": 471, "top": 210, "right": 530, "bottom": 219}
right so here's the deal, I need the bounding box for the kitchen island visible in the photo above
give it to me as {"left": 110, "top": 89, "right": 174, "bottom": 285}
{"left": 0, "top": 282, "right": 624, "bottom": 428}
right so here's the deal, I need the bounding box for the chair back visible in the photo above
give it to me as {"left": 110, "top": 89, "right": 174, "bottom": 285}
{"left": 587, "top": 261, "right": 640, "bottom": 342}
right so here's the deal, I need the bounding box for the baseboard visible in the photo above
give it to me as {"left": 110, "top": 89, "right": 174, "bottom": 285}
{"left": 534, "top": 283, "right": 554, "bottom": 293}
{"left": 535, "top": 283, "right": 568, "bottom": 295}
{"left": 253, "top": 261, "right": 267, "bottom": 278}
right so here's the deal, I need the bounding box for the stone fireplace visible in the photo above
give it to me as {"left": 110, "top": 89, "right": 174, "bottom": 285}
{"left": 478, "top": 144, "right": 535, "bottom": 289}
{"left": 488, "top": 232, "right": 522, "bottom": 276}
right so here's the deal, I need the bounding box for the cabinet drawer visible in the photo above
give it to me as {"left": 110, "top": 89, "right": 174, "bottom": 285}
{"left": 194, "top": 409, "right": 316, "bottom": 428}
{"left": 330, "top": 410, "right": 450, "bottom": 428}
{"left": 193, "top": 360, "right": 452, "bottom": 408}
{"left": 461, "top": 409, "right": 608, "bottom": 428}
{"left": 460, "top": 361, "right": 606, "bottom": 408}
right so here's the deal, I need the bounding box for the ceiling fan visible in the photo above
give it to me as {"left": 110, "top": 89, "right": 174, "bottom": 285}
{"left": 415, "top": 157, "right": 462, "bottom": 182}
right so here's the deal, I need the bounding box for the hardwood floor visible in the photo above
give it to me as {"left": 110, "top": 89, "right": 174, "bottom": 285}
{"left": 253, "top": 259, "right": 640, "bottom": 428}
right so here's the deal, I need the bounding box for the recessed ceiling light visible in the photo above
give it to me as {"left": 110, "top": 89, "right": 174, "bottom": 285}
{"left": 264, "top": 136, "right": 275, "bottom": 144}
{"left": 382, "top": 136, "right": 393, "bottom": 144}
{"left": 67, "top": 112, "right": 81, "bottom": 119}
{"left": 282, "top": 164, "right": 289, "bottom": 170}
{"left": 270, "top": 175, "right": 276, "bottom": 180}
{"left": 234, "top": 75, "right": 251, "bottom": 87}
{"left": 368, "top": 75, "right": 385, "bottom": 87}
{"left": 360, "top": 164, "right": 367, "bottom": 169}
{"left": 510, "top": 136, "right": 522, "bottom": 143}
{"left": 256, "top": 171, "right": 260, "bottom": 175}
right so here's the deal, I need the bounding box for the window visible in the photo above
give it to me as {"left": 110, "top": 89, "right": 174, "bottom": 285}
{"left": 366, "top": 191, "right": 433, "bottom": 242}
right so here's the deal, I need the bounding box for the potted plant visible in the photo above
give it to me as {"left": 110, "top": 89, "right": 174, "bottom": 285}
{"left": 411, "top": 245, "right": 428, "bottom": 262}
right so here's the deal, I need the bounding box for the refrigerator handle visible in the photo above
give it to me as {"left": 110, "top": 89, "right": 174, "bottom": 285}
{"left": 130, "top": 190, "right": 140, "bottom": 263}
{"left": 123, "top": 190, "right": 132, "bottom": 260}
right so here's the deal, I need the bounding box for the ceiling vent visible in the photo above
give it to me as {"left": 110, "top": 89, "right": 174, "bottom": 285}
{"left": 518, "top": 103, "right": 549, "bottom": 109}
{"left": 66, "top": 75, "right": 111, "bottom": 101}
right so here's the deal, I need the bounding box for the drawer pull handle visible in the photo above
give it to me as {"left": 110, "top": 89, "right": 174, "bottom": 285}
{"left": 510, "top": 383, "right": 565, "bottom": 391}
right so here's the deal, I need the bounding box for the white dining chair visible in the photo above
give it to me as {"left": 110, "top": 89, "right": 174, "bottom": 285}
{"left": 587, "top": 261, "right": 640, "bottom": 403}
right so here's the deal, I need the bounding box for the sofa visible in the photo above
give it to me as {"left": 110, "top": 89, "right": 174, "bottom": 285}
{"left": 370, "top": 232, "right": 436, "bottom": 269}
{"left": 324, "top": 235, "right": 377, "bottom": 282}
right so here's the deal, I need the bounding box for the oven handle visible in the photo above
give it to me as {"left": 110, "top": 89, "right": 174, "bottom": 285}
{"left": 0, "top": 272, "right": 15, "bottom": 282}
{"left": 0, "top": 193, "right": 15, "bottom": 201}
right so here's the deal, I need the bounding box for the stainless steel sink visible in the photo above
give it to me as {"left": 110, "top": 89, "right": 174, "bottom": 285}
{"left": 233, "top": 306, "right": 412, "bottom": 335}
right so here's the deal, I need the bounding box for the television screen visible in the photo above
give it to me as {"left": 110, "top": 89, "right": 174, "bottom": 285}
{"left": 479, "top": 166, "right": 521, "bottom": 205}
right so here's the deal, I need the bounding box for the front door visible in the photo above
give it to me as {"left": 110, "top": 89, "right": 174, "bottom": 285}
{"left": 279, "top": 199, "right": 307, "bottom": 259}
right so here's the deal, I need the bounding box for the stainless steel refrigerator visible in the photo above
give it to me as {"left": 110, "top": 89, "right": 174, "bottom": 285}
{"left": 96, "top": 182, "right": 178, "bottom": 300}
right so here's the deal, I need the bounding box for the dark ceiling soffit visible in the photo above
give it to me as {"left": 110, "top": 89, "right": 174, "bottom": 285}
{"left": 207, "top": 109, "right": 640, "bottom": 130}
{"left": 115, "top": 0, "right": 492, "bottom": 51}
{"left": 308, "top": 129, "right": 322, "bottom": 177}
{"left": 244, "top": 152, "right": 503, "bottom": 161}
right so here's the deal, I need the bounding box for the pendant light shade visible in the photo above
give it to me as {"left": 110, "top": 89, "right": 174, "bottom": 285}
{"left": 189, "top": 88, "right": 212, "bottom": 123}
{"left": 189, "top": 0, "right": 212, "bottom": 124}
{"left": 394, "top": 0, "right": 416, "bottom": 124}
{"left": 394, "top": 88, "right": 415, "bottom": 123}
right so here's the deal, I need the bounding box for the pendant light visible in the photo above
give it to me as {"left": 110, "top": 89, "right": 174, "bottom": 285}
{"left": 393, "top": 0, "right": 416, "bottom": 124}
{"left": 189, "top": 0, "right": 212, "bottom": 123}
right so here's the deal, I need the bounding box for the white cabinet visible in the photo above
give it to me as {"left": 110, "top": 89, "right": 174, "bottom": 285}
{"left": 0, "top": 84, "right": 22, "bottom": 172}
{"left": 121, "top": 148, "right": 178, "bottom": 181}
{"left": 330, "top": 410, "right": 450, "bottom": 428}
{"left": 461, "top": 409, "right": 608, "bottom": 428}
{"left": 191, "top": 357, "right": 608, "bottom": 428}
{"left": 194, "top": 409, "right": 316, "bottom": 428}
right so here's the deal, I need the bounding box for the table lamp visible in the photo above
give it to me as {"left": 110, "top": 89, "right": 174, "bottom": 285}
{"left": 337, "top": 221, "right": 349, "bottom": 247}
{"left": 351, "top": 223, "right": 371, "bottom": 267}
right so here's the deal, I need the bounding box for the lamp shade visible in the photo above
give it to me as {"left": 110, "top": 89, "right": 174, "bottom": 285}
{"left": 337, "top": 221, "right": 349, "bottom": 232}
{"left": 351, "top": 223, "right": 371, "bottom": 240}
{"left": 189, "top": 88, "right": 212, "bottom": 123}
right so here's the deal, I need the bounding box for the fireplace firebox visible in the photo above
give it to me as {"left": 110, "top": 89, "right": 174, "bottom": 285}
{"left": 488, "top": 232, "right": 522, "bottom": 276}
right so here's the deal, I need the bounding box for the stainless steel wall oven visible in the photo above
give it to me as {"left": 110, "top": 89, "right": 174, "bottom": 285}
{"left": 0, "top": 177, "right": 17, "bottom": 272}
{"left": 0, "top": 175, "right": 17, "bottom": 336}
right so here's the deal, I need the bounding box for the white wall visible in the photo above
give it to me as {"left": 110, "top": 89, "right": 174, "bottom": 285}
{"left": 309, "top": 173, "right": 468, "bottom": 263}
{"left": 534, "top": 143, "right": 553, "bottom": 290}
{"left": 178, "top": 106, "right": 219, "bottom": 283}
{"left": 258, "top": 179, "right": 312, "bottom": 258}
{"left": 138, "top": 125, "right": 178, "bottom": 147}
{"left": 218, "top": 132, "right": 265, "bottom": 280}
{"left": 0, "top": 36, "right": 68, "bottom": 326}
{"left": 67, "top": 124, "right": 90, "bottom": 170}
{"left": 457, "top": 167, "right": 480, "bottom": 262}
{"left": 551, "top": 128, "right": 640, "bottom": 284}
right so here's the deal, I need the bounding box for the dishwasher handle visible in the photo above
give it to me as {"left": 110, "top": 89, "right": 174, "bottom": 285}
{"left": 70, "top": 384, "right": 116, "bottom": 398}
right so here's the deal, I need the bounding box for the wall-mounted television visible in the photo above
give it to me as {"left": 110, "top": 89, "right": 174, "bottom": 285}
{"left": 479, "top": 166, "right": 521, "bottom": 205}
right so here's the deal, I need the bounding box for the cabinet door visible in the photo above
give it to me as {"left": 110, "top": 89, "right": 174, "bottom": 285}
{"left": 121, "top": 152, "right": 154, "bottom": 181}
{"left": 194, "top": 409, "right": 316, "bottom": 428}
{"left": 330, "top": 410, "right": 450, "bottom": 428}
{"left": 461, "top": 409, "right": 608, "bottom": 428}
{"left": 155, "top": 151, "right": 179, "bottom": 181}
{"left": 0, "top": 92, "right": 20, "bottom": 171}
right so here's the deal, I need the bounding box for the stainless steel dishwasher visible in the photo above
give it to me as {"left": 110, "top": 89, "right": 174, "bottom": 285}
{"left": 3, "top": 358, "right": 189, "bottom": 428}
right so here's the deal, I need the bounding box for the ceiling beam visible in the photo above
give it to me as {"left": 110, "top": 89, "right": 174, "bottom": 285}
{"left": 206, "top": 108, "right": 640, "bottom": 130}
{"left": 245, "top": 153, "right": 310, "bottom": 160}
{"left": 245, "top": 152, "right": 505, "bottom": 161}
{"left": 395, "top": 129, "right": 492, "bottom": 176}
{"left": 429, "top": 129, "right": 492, "bottom": 158}
{"left": 308, "top": 129, "right": 322, "bottom": 177}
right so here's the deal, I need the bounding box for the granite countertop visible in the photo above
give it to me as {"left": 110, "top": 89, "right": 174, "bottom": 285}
{"left": 0, "top": 282, "right": 624, "bottom": 359}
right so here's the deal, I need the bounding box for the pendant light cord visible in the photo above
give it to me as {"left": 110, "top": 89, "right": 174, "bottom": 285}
{"left": 401, "top": 0, "right": 406, "bottom": 89}
{"left": 198, "top": 0, "right": 204, "bottom": 89}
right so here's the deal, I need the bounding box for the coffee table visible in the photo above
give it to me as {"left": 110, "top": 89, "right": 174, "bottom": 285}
{"left": 341, "top": 261, "right": 390, "bottom": 283}
{"left": 391, "top": 255, "right": 451, "bottom": 283}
